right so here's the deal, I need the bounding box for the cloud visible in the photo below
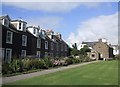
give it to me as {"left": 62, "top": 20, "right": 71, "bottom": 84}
{"left": 26, "top": 16, "right": 63, "bottom": 30}
{"left": 2, "top": 2, "right": 102, "bottom": 13}
{"left": 67, "top": 12, "right": 118, "bottom": 48}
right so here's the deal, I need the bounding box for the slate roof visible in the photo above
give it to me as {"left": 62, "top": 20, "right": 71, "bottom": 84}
{"left": 82, "top": 41, "right": 97, "bottom": 47}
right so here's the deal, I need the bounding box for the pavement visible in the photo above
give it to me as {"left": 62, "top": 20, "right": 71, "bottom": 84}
{"left": 2, "top": 61, "right": 98, "bottom": 84}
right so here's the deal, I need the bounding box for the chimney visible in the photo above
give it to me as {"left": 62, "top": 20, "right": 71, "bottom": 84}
{"left": 56, "top": 32, "right": 62, "bottom": 39}
{"left": 98, "top": 38, "right": 102, "bottom": 42}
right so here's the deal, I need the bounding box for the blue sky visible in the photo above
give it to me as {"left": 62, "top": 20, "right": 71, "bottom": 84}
{"left": 2, "top": 2, "right": 118, "bottom": 46}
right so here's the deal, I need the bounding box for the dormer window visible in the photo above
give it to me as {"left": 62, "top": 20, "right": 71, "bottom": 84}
{"left": 19, "top": 22, "right": 21, "bottom": 29}
{"left": 33, "top": 28, "right": 36, "bottom": 34}
{"left": 23, "top": 23, "right": 26, "bottom": 31}
{"left": 4, "top": 18, "right": 9, "bottom": 27}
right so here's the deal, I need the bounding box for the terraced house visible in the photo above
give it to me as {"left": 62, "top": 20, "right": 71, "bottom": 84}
{"left": 0, "top": 15, "right": 69, "bottom": 63}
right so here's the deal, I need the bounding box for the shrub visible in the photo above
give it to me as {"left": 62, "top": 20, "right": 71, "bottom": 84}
{"left": 2, "top": 63, "right": 13, "bottom": 75}
{"left": 43, "top": 58, "right": 53, "bottom": 68}
{"left": 65, "top": 58, "right": 73, "bottom": 65}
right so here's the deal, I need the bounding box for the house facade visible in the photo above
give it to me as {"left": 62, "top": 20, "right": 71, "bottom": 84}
{"left": 0, "top": 15, "right": 69, "bottom": 63}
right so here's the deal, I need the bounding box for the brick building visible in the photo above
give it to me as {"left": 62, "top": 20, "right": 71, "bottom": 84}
{"left": 0, "top": 15, "right": 70, "bottom": 63}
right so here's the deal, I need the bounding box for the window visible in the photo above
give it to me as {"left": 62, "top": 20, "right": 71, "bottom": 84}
{"left": 50, "top": 53, "right": 53, "bottom": 57}
{"left": 6, "top": 31, "right": 13, "bottom": 44}
{"left": 21, "top": 50, "right": 26, "bottom": 58}
{"left": 23, "top": 23, "right": 26, "bottom": 31}
{"left": 5, "top": 48, "right": 12, "bottom": 63}
{"left": 51, "top": 42, "right": 54, "bottom": 50}
{"left": 4, "top": 18, "right": 9, "bottom": 27}
{"left": 36, "top": 51, "right": 41, "bottom": 58}
{"left": 61, "top": 44, "right": 63, "bottom": 51}
{"left": 0, "top": 48, "right": 5, "bottom": 61}
{"left": 37, "top": 39, "right": 41, "bottom": 48}
{"left": 22, "top": 35, "right": 27, "bottom": 46}
{"left": 92, "top": 54, "right": 95, "bottom": 57}
{"left": 57, "top": 43, "right": 59, "bottom": 51}
{"left": 45, "top": 41, "right": 48, "bottom": 49}
{"left": 19, "top": 22, "right": 21, "bottom": 29}
{"left": 33, "top": 29, "right": 36, "bottom": 34}
{"left": 65, "top": 45, "right": 67, "bottom": 51}
{"left": 45, "top": 52, "right": 48, "bottom": 57}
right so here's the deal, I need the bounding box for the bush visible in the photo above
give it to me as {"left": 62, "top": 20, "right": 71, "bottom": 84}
{"left": 2, "top": 63, "right": 13, "bottom": 75}
{"left": 65, "top": 58, "right": 73, "bottom": 65}
{"left": 43, "top": 58, "right": 53, "bottom": 68}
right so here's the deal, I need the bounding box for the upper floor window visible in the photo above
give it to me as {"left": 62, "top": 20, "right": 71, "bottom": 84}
{"left": 22, "top": 35, "right": 27, "bottom": 46}
{"left": 37, "top": 39, "right": 41, "bottom": 48}
{"left": 6, "top": 31, "right": 13, "bottom": 44}
{"left": 61, "top": 44, "right": 63, "bottom": 51}
{"left": 33, "top": 28, "right": 36, "bottom": 34}
{"left": 23, "top": 23, "right": 26, "bottom": 31}
{"left": 51, "top": 42, "right": 54, "bottom": 50}
{"left": 65, "top": 45, "right": 67, "bottom": 51}
{"left": 19, "top": 22, "right": 21, "bottom": 29}
{"left": 45, "top": 41, "right": 48, "bottom": 49}
{"left": 4, "top": 18, "right": 9, "bottom": 27}
{"left": 57, "top": 43, "right": 59, "bottom": 51}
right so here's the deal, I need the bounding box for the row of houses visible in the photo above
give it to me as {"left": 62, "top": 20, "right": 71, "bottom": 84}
{"left": 0, "top": 15, "right": 70, "bottom": 63}
{"left": 80, "top": 38, "right": 119, "bottom": 60}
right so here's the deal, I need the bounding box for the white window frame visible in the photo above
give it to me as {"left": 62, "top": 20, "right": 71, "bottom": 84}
{"left": 21, "top": 50, "right": 26, "bottom": 57}
{"left": 36, "top": 51, "right": 41, "bottom": 58}
{"left": 37, "top": 39, "right": 41, "bottom": 48}
{"left": 3, "top": 18, "right": 9, "bottom": 27}
{"left": 23, "top": 23, "right": 26, "bottom": 32}
{"left": 0, "top": 48, "right": 5, "bottom": 61}
{"left": 6, "top": 31, "right": 13, "bottom": 44}
{"left": 33, "top": 28, "right": 36, "bottom": 34}
{"left": 45, "top": 41, "right": 48, "bottom": 49}
{"left": 5, "top": 48, "right": 12, "bottom": 63}
{"left": 19, "top": 22, "right": 22, "bottom": 30}
{"left": 22, "top": 35, "right": 27, "bottom": 46}
{"left": 45, "top": 52, "right": 48, "bottom": 57}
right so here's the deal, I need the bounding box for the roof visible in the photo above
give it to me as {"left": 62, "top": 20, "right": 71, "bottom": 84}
{"left": 0, "top": 15, "right": 11, "bottom": 21}
{"left": 11, "top": 19, "right": 27, "bottom": 24}
{"left": 82, "top": 41, "right": 97, "bottom": 47}
{"left": 27, "top": 26, "right": 40, "bottom": 30}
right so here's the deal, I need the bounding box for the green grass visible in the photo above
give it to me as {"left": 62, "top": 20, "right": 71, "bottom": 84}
{"left": 5, "top": 60, "right": 118, "bottom": 85}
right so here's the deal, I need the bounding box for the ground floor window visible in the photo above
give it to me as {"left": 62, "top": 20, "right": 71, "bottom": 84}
{"left": 0, "top": 48, "right": 5, "bottom": 62}
{"left": 37, "top": 51, "right": 41, "bottom": 58}
{"left": 45, "top": 52, "right": 48, "bottom": 57}
{"left": 21, "top": 50, "right": 26, "bottom": 58}
{"left": 5, "top": 48, "right": 12, "bottom": 63}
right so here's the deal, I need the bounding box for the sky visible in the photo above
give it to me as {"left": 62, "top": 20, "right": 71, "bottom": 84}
{"left": 1, "top": 1, "right": 118, "bottom": 48}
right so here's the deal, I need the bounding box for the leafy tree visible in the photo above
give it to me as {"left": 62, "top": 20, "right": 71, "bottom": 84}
{"left": 71, "top": 48, "right": 80, "bottom": 56}
{"left": 80, "top": 45, "right": 91, "bottom": 56}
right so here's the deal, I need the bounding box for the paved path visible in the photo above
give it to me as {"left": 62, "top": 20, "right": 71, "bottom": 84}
{"left": 2, "top": 61, "right": 99, "bottom": 84}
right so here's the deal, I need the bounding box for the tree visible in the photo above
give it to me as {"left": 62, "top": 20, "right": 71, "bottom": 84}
{"left": 80, "top": 45, "right": 91, "bottom": 56}
{"left": 72, "top": 43, "right": 77, "bottom": 49}
{"left": 71, "top": 48, "right": 80, "bottom": 56}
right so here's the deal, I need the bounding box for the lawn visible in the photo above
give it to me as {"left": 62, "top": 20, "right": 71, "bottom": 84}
{"left": 5, "top": 60, "right": 118, "bottom": 85}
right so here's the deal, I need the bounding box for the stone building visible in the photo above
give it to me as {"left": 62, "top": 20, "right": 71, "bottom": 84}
{"left": 93, "top": 39, "right": 113, "bottom": 60}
